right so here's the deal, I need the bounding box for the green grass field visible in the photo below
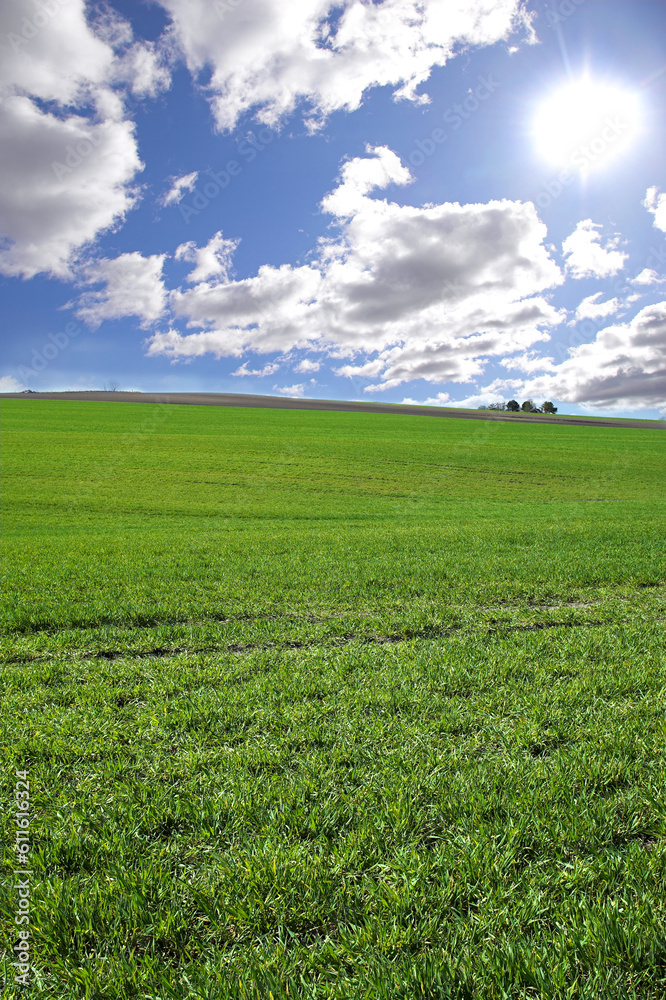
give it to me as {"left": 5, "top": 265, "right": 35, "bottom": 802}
{"left": 1, "top": 399, "right": 665, "bottom": 999}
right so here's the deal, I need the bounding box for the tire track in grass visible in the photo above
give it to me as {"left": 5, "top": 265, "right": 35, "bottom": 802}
{"left": 4, "top": 617, "right": 607, "bottom": 665}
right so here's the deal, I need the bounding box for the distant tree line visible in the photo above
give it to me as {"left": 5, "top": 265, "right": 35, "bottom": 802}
{"left": 478, "top": 399, "right": 557, "bottom": 413}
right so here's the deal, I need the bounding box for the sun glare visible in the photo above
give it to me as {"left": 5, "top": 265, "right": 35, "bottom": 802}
{"left": 532, "top": 79, "right": 641, "bottom": 172}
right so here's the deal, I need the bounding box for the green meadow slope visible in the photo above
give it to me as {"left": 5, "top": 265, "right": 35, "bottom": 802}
{"left": 1, "top": 399, "right": 665, "bottom": 999}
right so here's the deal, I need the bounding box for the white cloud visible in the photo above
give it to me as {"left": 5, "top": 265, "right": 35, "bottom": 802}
{"left": 501, "top": 352, "right": 556, "bottom": 373}
{"left": 632, "top": 268, "right": 666, "bottom": 286}
{"left": 571, "top": 292, "right": 621, "bottom": 324}
{"left": 320, "top": 144, "right": 412, "bottom": 217}
{"left": 231, "top": 361, "right": 280, "bottom": 377}
{"left": 85, "top": 5, "right": 171, "bottom": 97}
{"left": 146, "top": 327, "right": 243, "bottom": 360}
{"left": 175, "top": 231, "right": 239, "bottom": 283}
{"left": 402, "top": 392, "right": 450, "bottom": 406}
{"left": 334, "top": 358, "right": 386, "bottom": 379}
{"left": 644, "top": 186, "right": 666, "bottom": 233}
{"left": 161, "top": 171, "right": 198, "bottom": 207}
{"left": 294, "top": 358, "right": 321, "bottom": 373}
{"left": 0, "top": 97, "right": 142, "bottom": 278}
{"left": 523, "top": 301, "right": 666, "bottom": 409}
{"left": 147, "top": 146, "right": 564, "bottom": 391}
{"left": 0, "top": 0, "right": 114, "bottom": 105}
{"left": 114, "top": 41, "right": 171, "bottom": 98}
{"left": 73, "top": 252, "right": 168, "bottom": 327}
{"left": 89, "top": 4, "right": 134, "bottom": 48}
{"left": 157, "top": 0, "right": 533, "bottom": 131}
{"left": 273, "top": 383, "right": 305, "bottom": 397}
{"left": 562, "top": 220, "right": 628, "bottom": 279}
{"left": 451, "top": 378, "right": 524, "bottom": 408}
{"left": 0, "top": 0, "right": 146, "bottom": 279}
{"left": 164, "top": 263, "right": 324, "bottom": 357}
{"left": 0, "top": 375, "right": 27, "bottom": 392}
{"left": 447, "top": 394, "right": 492, "bottom": 408}
{"left": 364, "top": 378, "right": 406, "bottom": 393}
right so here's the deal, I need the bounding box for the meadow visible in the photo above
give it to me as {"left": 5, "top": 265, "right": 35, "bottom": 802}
{"left": 1, "top": 398, "right": 665, "bottom": 999}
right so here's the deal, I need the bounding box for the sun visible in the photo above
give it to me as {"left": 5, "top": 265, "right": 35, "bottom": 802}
{"left": 532, "top": 78, "right": 641, "bottom": 172}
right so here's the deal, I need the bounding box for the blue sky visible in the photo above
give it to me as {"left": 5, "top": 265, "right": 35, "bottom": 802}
{"left": 1, "top": 0, "right": 665, "bottom": 416}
